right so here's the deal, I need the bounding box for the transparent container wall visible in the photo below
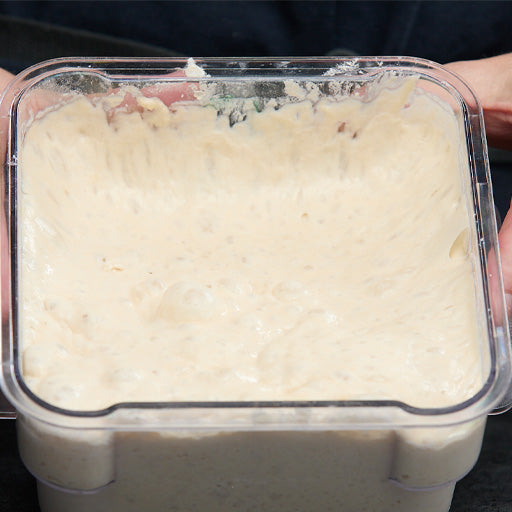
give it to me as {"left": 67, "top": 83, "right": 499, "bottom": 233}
{"left": 0, "top": 57, "right": 511, "bottom": 512}
{"left": 2, "top": 57, "right": 510, "bottom": 424}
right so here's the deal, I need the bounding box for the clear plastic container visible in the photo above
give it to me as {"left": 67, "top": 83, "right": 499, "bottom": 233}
{"left": 1, "top": 57, "right": 511, "bottom": 512}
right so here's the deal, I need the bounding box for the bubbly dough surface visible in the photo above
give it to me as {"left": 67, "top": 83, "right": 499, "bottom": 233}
{"left": 19, "top": 77, "right": 485, "bottom": 410}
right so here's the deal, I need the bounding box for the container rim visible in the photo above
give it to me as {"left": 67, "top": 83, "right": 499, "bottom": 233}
{"left": 1, "top": 56, "right": 510, "bottom": 431}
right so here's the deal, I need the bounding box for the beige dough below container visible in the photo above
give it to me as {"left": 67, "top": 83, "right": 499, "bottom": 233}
{"left": 1, "top": 57, "right": 512, "bottom": 512}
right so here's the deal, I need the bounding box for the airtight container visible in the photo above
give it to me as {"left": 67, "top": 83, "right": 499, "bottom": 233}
{"left": 1, "top": 57, "right": 511, "bottom": 512}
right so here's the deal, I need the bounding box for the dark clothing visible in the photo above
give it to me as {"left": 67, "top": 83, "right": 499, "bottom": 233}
{"left": 1, "top": 1, "right": 512, "bottom": 73}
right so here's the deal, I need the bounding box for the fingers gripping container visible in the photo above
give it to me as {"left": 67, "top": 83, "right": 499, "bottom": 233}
{"left": 1, "top": 57, "right": 512, "bottom": 512}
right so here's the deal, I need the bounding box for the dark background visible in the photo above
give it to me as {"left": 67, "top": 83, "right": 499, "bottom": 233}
{"left": 2, "top": 1, "right": 512, "bottom": 72}
{"left": 2, "top": 1, "right": 512, "bottom": 510}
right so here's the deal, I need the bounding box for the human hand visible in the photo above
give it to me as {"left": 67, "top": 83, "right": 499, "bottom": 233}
{"left": 445, "top": 54, "right": 512, "bottom": 151}
{"left": 1, "top": 68, "right": 14, "bottom": 320}
{"left": 0, "top": 68, "right": 14, "bottom": 160}
{"left": 445, "top": 54, "right": 512, "bottom": 315}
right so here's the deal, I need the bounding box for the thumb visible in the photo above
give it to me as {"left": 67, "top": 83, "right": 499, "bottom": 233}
{"left": 497, "top": 197, "right": 512, "bottom": 315}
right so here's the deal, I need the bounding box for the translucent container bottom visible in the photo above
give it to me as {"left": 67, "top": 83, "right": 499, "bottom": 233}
{"left": 36, "top": 477, "right": 456, "bottom": 512}
{"left": 18, "top": 415, "right": 488, "bottom": 512}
